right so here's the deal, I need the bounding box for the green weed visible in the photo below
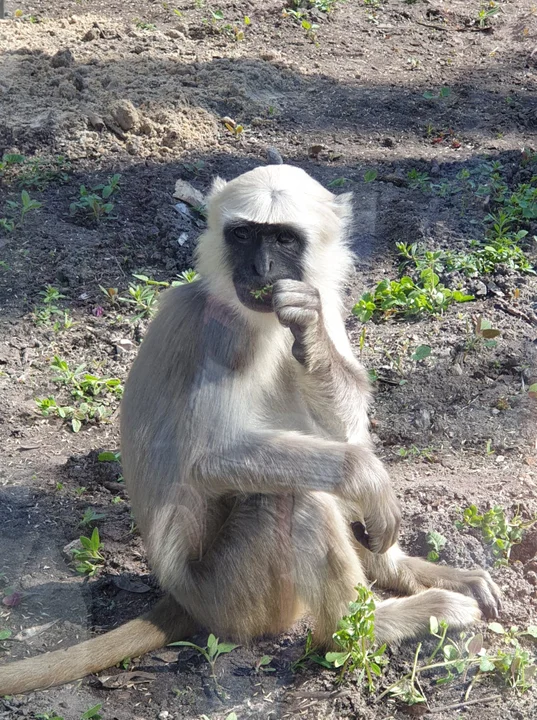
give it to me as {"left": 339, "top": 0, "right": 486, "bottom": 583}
{"left": 426, "top": 530, "right": 447, "bottom": 562}
{"left": 170, "top": 633, "right": 238, "bottom": 692}
{"left": 80, "top": 508, "right": 106, "bottom": 526}
{"left": 380, "top": 618, "right": 537, "bottom": 704}
{"left": 352, "top": 271, "right": 473, "bottom": 322}
{"left": 293, "top": 586, "right": 388, "bottom": 691}
{"left": 70, "top": 174, "right": 121, "bottom": 221}
{"left": 70, "top": 528, "right": 104, "bottom": 576}
{"left": 456, "top": 505, "right": 537, "bottom": 565}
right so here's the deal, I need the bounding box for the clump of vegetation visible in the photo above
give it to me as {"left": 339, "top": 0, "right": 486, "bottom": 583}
{"left": 35, "top": 356, "right": 123, "bottom": 432}
{"left": 32, "top": 285, "right": 74, "bottom": 331}
{"left": 70, "top": 528, "right": 104, "bottom": 576}
{"left": 0, "top": 152, "right": 70, "bottom": 190}
{"left": 380, "top": 618, "right": 537, "bottom": 704}
{"left": 293, "top": 586, "right": 388, "bottom": 691}
{"left": 352, "top": 269, "right": 474, "bottom": 322}
{"left": 456, "top": 505, "right": 537, "bottom": 565}
{"left": 70, "top": 174, "right": 121, "bottom": 221}
{"left": 102, "top": 270, "right": 199, "bottom": 320}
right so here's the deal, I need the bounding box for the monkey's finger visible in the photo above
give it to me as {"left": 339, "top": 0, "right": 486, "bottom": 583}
{"left": 272, "top": 291, "right": 320, "bottom": 311}
{"left": 275, "top": 306, "right": 318, "bottom": 329}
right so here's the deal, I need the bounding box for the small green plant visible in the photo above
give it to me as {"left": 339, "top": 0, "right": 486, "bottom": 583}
{"left": 477, "top": 1, "right": 499, "bottom": 27}
{"left": 426, "top": 530, "right": 447, "bottom": 562}
{"left": 423, "top": 86, "right": 451, "bottom": 100}
{"left": 396, "top": 445, "right": 435, "bottom": 462}
{"left": 32, "top": 285, "right": 72, "bottom": 328}
{"left": 411, "top": 344, "right": 431, "bottom": 361}
{"left": 364, "top": 170, "right": 378, "bottom": 183}
{"left": 4, "top": 189, "right": 42, "bottom": 227}
{"left": 80, "top": 705, "right": 103, "bottom": 720}
{"left": 170, "top": 633, "right": 238, "bottom": 691}
{"left": 70, "top": 528, "right": 104, "bottom": 576}
{"left": 80, "top": 508, "right": 106, "bottom": 526}
{"left": 3, "top": 154, "right": 71, "bottom": 190}
{"left": 254, "top": 655, "right": 275, "bottom": 673}
{"left": 293, "top": 586, "right": 388, "bottom": 690}
{"left": 98, "top": 450, "right": 121, "bottom": 462}
{"left": 324, "top": 585, "right": 388, "bottom": 689}
{"left": 70, "top": 174, "right": 121, "bottom": 221}
{"left": 117, "top": 270, "right": 199, "bottom": 319}
{"left": 134, "top": 18, "right": 156, "bottom": 30}
{"left": 120, "top": 281, "right": 160, "bottom": 319}
{"left": 456, "top": 505, "right": 537, "bottom": 565}
{"left": 407, "top": 169, "right": 431, "bottom": 192}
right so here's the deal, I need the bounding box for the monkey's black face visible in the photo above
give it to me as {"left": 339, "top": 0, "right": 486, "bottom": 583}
{"left": 224, "top": 221, "right": 305, "bottom": 312}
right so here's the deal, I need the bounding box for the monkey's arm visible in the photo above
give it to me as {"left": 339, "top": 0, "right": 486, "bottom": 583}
{"left": 193, "top": 431, "right": 400, "bottom": 553}
{"left": 273, "top": 280, "right": 371, "bottom": 442}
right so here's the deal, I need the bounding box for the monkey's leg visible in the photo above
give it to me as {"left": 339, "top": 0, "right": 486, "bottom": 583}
{"left": 293, "top": 495, "right": 482, "bottom": 648}
{"left": 356, "top": 544, "right": 501, "bottom": 619}
{"left": 291, "top": 492, "right": 368, "bottom": 648}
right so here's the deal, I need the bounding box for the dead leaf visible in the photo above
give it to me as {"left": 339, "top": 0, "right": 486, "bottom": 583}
{"left": 173, "top": 180, "right": 205, "bottom": 207}
{"left": 112, "top": 575, "right": 152, "bottom": 594}
{"left": 97, "top": 671, "right": 156, "bottom": 688}
{"left": 15, "top": 621, "right": 57, "bottom": 641}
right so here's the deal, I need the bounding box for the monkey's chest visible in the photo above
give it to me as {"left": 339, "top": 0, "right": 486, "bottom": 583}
{"left": 260, "top": 373, "right": 319, "bottom": 436}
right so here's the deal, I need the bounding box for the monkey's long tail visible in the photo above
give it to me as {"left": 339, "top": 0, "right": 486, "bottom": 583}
{"left": 0, "top": 595, "right": 195, "bottom": 695}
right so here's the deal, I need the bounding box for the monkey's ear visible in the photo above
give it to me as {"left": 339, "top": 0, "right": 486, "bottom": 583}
{"left": 332, "top": 192, "right": 353, "bottom": 225}
{"left": 208, "top": 176, "right": 227, "bottom": 198}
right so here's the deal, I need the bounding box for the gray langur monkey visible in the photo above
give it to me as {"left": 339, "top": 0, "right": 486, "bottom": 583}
{"left": 0, "top": 165, "right": 501, "bottom": 695}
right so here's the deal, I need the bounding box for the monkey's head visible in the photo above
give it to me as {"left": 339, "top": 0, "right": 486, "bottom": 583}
{"left": 195, "top": 165, "right": 354, "bottom": 317}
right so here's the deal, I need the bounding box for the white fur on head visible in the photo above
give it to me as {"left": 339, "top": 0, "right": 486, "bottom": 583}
{"left": 195, "top": 165, "right": 355, "bottom": 320}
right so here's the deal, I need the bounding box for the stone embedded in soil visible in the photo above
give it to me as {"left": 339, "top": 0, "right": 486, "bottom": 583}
{"left": 110, "top": 99, "right": 140, "bottom": 132}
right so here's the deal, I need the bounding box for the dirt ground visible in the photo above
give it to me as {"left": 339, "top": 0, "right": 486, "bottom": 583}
{"left": 1, "top": 0, "right": 537, "bottom": 718}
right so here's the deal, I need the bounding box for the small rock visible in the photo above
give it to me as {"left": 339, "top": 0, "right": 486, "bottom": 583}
{"left": 87, "top": 111, "right": 105, "bottom": 131}
{"left": 473, "top": 280, "right": 487, "bottom": 296}
{"left": 158, "top": 712, "right": 170, "bottom": 720}
{"left": 110, "top": 99, "right": 139, "bottom": 132}
{"left": 126, "top": 138, "right": 142, "bottom": 155}
{"left": 496, "top": 455, "right": 505, "bottom": 463}
{"left": 50, "top": 48, "right": 75, "bottom": 68}
{"left": 115, "top": 339, "right": 135, "bottom": 355}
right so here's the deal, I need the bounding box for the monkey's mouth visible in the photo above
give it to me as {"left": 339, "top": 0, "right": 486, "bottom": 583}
{"left": 234, "top": 283, "right": 274, "bottom": 312}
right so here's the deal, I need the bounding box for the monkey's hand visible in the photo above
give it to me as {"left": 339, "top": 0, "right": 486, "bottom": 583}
{"left": 342, "top": 448, "right": 401, "bottom": 554}
{"left": 272, "top": 280, "right": 329, "bottom": 367}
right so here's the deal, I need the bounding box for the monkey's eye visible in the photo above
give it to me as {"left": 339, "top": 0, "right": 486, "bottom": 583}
{"left": 277, "top": 232, "right": 295, "bottom": 245}
{"left": 233, "top": 226, "right": 250, "bottom": 242}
